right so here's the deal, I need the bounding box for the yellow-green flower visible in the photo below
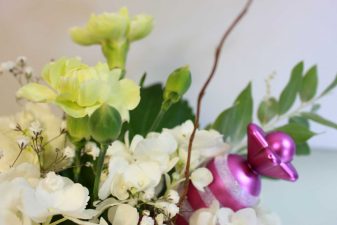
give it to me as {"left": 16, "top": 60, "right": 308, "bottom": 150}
{"left": 69, "top": 7, "right": 153, "bottom": 69}
{"left": 16, "top": 58, "right": 140, "bottom": 120}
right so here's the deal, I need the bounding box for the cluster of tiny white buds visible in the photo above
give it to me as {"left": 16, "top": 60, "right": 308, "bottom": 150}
{"left": 0, "top": 56, "right": 36, "bottom": 85}
{"left": 16, "top": 136, "right": 30, "bottom": 149}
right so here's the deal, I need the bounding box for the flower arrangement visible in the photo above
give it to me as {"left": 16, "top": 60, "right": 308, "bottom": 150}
{"left": 1, "top": 1, "right": 337, "bottom": 225}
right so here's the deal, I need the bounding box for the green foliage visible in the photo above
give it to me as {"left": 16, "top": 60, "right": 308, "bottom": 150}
{"left": 296, "top": 142, "right": 311, "bottom": 155}
{"left": 127, "top": 84, "right": 194, "bottom": 138}
{"left": 213, "top": 82, "right": 253, "bottom": 144}
{"left": 319, "top": 74, "right": 337, "bottom": 97}
{"left": 257, "top": 97, "right": 278, "bottom": 125}
{"left": 275, "top": 123, "right": 316, "bottom": 144}
{"left": 301, "top": 112, "right": 337, "bottom": 130}
{"left": 300, "top": 66, "right": 318, "bottom": 102}
{"left": 278, "top": 62, "right": 303, "bottom": 115}
{"left": 89, "top": 104, "right": 122, "bottom": 143}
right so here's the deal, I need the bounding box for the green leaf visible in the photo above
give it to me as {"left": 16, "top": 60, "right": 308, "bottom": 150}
{"left": 278, "top": 62, "right": 304, "bottom": 115}
{"left": 300, "top": 65, "right": 318, "bottom": 102}
{"left": 301, "top": 112, "right": 337, "bottom": 130}
{"left": 319, "top": 74, "right": 337, "bottom": 97}
{"left": 310, "top": 104, "right": 321, "bottom": 113}
{"left": 128, "top": 84, "right": 194, "bottom": 138}
{"left": 275, "top": 123, "right": 316, "bottom": 144}
{"left": 213, "top": 82, "right": 253, "bottom": 144}
{"left": 289, "top": 116, "right": 310, "bottom": 128}
{"left": 296, "top": 142, "right": 311, "bottom": 155}
{"left": 257, "top": 97, "right": 278, "bottom": 125}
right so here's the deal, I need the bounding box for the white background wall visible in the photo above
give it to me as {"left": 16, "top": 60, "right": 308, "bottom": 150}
{"left": 0, "top": 0, "right": 336, "bottom": 150}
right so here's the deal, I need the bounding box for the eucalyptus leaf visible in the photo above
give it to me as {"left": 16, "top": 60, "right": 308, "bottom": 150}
{"left": 128, "top": 84, "right": 194, "bottom": 138}
{"left": 310, "top": 104, "right": 321, "bottom": 113}
{"left": 278, "top": 62, "right": 303, "bottom": 115}
{"left": 275, "top": 123, "right": 316, "bottom": 144}
{"left": 257, "top": 97, "right": 278, "bottom": 125}
{"left": 213, "top": 82, "right": 253, "bottom": 144}
{"left": 296, "top": 142, "right": 311, "bottom": 155}
{"left": 300, "top": 65, "right": 318, "bottom": 102}
{"left": 289, "top": 116, "right": 310, "bottom": 128}
{"left": 301, "top": 112, "right": 337, "bottom": 130}
{"left": 319, "top": 74, "right": 337, "bottom": 97}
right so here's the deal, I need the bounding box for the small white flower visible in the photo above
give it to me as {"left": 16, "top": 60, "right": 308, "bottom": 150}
{"left": 155, "top": 201, "right": 179, "bottom": 218}
{"left": 143, "top": 188, "right": 155, "bottom": 200}
{"left": 0, "top": 61, "right": 15, "bottom": 71}
{"left": 16, "top": 56, "right": 27, "bottom": 64}
{"left": 16, "top": 136, "right": 30, "bottom": 149}
{"left": 63, "top": 146, "right": 75, "bottom": 159}
{"left": 191, "top": 167, "right": 213, "bottom": 192}
{"left": 155, "top": 213, "right": 165, "bottom": 225}
{"left": 140, "top": 216, "right": 155, "bottom": 225}
{"left": 24, "top": 66, "right": 33, "bottom": 75}
{"left": 166, "top": 190, "right": 179, "bottom": 204}
{"left": 84, "top": 142, "right": 100, "bottom": 160}
{"left": 29, "top": 120, "right": 42, "bottom": 135}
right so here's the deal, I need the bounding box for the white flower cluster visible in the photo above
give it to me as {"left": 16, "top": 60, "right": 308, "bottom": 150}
{"left": 0, "top": 163, "right": 95, "bottom": 225}
{"left": 95, "top": 120, "right": 229, "bottom": 223}
{"left": 190, "top": 201, "right": 281, "bottom": 225}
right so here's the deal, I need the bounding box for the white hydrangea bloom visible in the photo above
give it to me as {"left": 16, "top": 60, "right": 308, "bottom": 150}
{"left": 0, "top": 163, "right": 96, "bottom": 224}
{"left": 107, "top": 204, "right": 139, "bottom": 225}
{"left": 189, "top": 200, "right": 281, "bottom": 225}
{"left": 100, "top": 132, "right": 178, "bottom": 200}
{"left": 140, "top": 216, "right": 155, "bottom": 225}
{"left": 155, "top": 201, "right": 179, "bottom": 218}
{"left": 190, "top": 167, "right": 213, "bottom": 192}
{"left": 164, "top": 120, "right": 229, "bottom": 171}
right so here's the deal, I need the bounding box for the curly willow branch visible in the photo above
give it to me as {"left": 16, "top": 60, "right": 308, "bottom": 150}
{"left": 178, "top": 0, "right": 254, "bottom": 207}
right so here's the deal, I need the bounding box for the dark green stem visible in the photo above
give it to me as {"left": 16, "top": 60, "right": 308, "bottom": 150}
{"left": 93, "top": 143, "right": 108, "bottom": 201}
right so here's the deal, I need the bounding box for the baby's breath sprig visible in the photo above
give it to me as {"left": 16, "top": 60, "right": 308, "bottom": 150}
{"left": 0, "top": 56, "right": 39, "bottom": 86}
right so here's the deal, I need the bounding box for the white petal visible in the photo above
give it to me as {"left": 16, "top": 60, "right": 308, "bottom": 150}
{"left": 108, "top": 204, "right": 139, "bottom": 225}
{"left": 191, "top": 168, "right": 213, "bottom": 192}
{"left": 232, "top": 208, "right": 258, "bottom": 225}
{"left": 189, "top": 208, "right": 217, "bottom": 225}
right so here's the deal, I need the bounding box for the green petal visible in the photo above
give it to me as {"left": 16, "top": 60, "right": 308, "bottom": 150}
{"left": 55, "top": 97, "right": 87, "bottom": 118}
{"left": 16, "top": 83, "right": 56, "bottom": 102}
{"left": 128, "top": 14, "right": 153, "bottom": 42}
{"left": 70, "top": 27, "right": 97, "bottom": 46}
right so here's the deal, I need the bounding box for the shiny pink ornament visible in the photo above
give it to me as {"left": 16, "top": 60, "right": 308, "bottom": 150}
{"left": 178, "top": 123, "right": 298, "bottom": 224}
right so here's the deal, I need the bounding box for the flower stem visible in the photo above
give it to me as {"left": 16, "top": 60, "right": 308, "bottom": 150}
{"left": 102, "top": 40, "right": 129, "bottom": 70}
{"left": 93, "top": 143, "right": 108, "bottom": 201}
{"left": 49, "top": 218, "right": 67, "bottom": 225}
{"left": 177, "top": 0, "right": 254, "bottom": 208}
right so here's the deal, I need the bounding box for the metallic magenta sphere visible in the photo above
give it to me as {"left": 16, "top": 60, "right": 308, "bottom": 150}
{"left": 265, "top": 131, "right": 296, "bottom": 163}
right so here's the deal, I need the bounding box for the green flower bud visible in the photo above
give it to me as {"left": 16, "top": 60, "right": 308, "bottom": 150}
{"left": 89, "top": 104, "right": 122, "bottom": 143}
{"left": 163, "top": 66, "right": 192, "bottom": 104}
{"left": 66, "top": 115, "right": 90, "bottom": 141}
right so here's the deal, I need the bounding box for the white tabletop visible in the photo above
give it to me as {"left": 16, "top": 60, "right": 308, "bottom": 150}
{"left": 262, "top": 150, "right": 337, "bottom": 225}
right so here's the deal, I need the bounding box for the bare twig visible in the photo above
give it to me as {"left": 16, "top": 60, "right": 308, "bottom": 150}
{"left": 178, "top": 0, "right": 254, "bottom": 207}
